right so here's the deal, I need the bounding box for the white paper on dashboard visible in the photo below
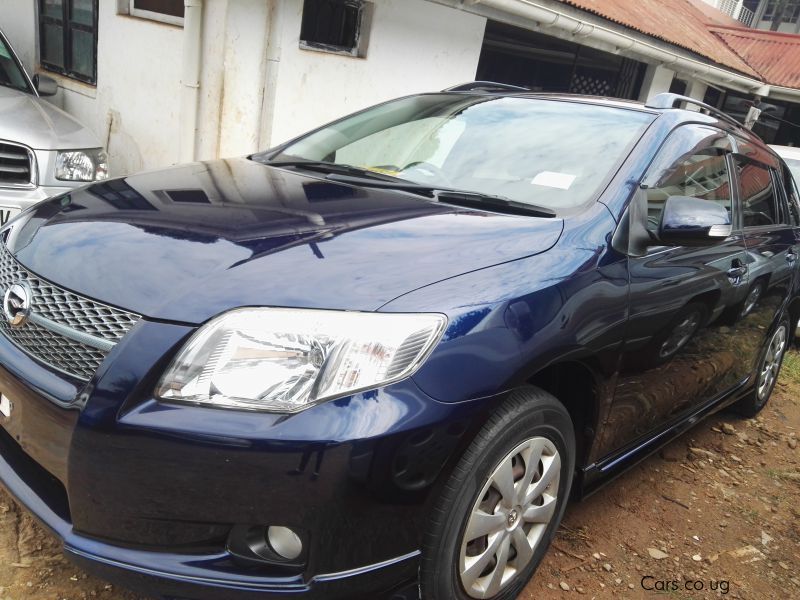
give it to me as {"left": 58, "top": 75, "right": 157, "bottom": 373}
{"left": 531, "top": 171, "right": 576, "bottom": 190}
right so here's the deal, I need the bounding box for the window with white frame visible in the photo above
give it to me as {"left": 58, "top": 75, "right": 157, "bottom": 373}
{"left": 300, "top": 0, "right": 372, "bottom": 57}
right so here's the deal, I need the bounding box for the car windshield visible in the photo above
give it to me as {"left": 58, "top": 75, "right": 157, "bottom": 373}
{"left": 784, "top": 157, "right": 800, "bottom": 184}
{"left": 259, "top": 94, "right": 654, "bottom": 209}
{"left": 0, "top": 34, "right": 31, "bottom": 93}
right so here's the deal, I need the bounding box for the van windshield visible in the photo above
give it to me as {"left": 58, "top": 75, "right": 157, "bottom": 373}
{"left": 0, "top": 34, "right": 31, "bottom": 94}
{"left": 259, "top": 94, "right": 653, "bottom": 209}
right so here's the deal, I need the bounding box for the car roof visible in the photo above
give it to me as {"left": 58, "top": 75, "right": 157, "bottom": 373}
{"left": 448, "top": 90, "right": 769, "bottom": 143}
{"left": 769, "top": 144, "right": 800, "bottom": 161}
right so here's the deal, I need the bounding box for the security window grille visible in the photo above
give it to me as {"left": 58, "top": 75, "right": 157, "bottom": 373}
{"left": 300, "top": 0, "right": 368, "bottom": 56}
{"left": 128, "top": 0, "right": 185, "bottom": 25}
{"left": 39, "top": 0, "right": 97, "bottom": 84}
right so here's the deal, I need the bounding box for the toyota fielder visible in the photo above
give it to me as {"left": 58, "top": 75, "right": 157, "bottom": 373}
{"left": 0, "top": 84, "right": 797, "bottom": 600}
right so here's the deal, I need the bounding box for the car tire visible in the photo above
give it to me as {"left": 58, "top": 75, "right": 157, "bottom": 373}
{"left": 733, "top": 316, "right": 790, "bottom": 418}
{"left": 420, "top": 387, "right": 575, "bottom": 600}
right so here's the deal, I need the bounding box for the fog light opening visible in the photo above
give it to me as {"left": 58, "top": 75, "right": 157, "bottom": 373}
{"left": 267, "top": 525, "right": 303, "bottom": 561}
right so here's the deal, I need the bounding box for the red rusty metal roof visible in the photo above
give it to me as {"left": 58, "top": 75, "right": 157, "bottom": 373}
{"left": 710, "top": 25, "right": 800, "bottom": 88}
{"left": 556, "top": 0, "right": 760, "bottom": 77}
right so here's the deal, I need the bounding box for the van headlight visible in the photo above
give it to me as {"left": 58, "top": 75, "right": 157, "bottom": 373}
{"left": 156, "top": 308, "right": 447, "bottom": 412}
{"left": 55, "top": 149, "right": 109, "bottom": 182}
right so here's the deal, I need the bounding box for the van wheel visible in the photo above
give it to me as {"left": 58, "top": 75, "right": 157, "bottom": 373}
{"left": 420, "top": 387, "right": 575, "bottom": 600}
{"left": 733, "top": 317, "right": 789, "bottom": 418}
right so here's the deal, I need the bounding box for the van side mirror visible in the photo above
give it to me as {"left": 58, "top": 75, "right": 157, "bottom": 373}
{"left": 657, "top": 196, "right": 731, "bottom": 246}
{"left": 34, "top": 74, "right": 58, "bottom": 97}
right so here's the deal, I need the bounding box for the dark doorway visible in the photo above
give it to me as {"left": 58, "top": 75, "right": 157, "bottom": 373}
{"left": 476, "top": 21, "right": 647, "bottom": 99}
{"left": 719, "top": 92, "right": 800, "bottom": 146}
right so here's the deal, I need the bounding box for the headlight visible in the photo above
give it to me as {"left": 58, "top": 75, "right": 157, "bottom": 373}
{"left": 156, "top": 308, "right": 447, "bottom": 412}
{"left": 55, "top": 149, "right": 109, "bottom": 182}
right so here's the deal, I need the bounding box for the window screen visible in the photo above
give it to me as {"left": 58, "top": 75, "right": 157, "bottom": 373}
{"left": 300, "top": 0, "right": 366, "bottom": 55}
{"left": 131, "top": 0, "right": 184, "bottom": 18}
{"left": 39, "top": 0, "right": 97, "bottom": 84}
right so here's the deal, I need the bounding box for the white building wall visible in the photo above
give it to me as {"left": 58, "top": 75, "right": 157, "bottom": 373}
{"left": 0, "top": 1, "right": 183, "bottom": 176}
{"left": 267, "top": 0, "right": 486, "bottom": 146}
{"left": 0, "top": 0, "right": 36, "bottom": 73}
{"left": 62, "top": 6, "right": 184, "bottom": 176}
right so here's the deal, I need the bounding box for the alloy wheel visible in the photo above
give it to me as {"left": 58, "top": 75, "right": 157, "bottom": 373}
{"left": 758, "top": 324, "right": 787, "bottom": 401}
{"left": 458, "top": 437, "right": 560, "bottom": 599}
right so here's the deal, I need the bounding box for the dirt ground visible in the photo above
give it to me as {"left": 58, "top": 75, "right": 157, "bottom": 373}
{"left": 0, "top": 356, "right": 797, "bottom": 600}
{"left": 523, "top": 351, "right": 800, "bottom": 600}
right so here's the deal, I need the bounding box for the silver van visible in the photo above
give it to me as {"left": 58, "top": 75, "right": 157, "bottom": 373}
{"left": 0, "top": 27, "right": 107, "bottom": 225}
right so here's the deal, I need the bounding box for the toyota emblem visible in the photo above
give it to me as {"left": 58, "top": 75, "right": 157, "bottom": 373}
{"left": 3, "top": 282, "right": 31, "bottom": 328}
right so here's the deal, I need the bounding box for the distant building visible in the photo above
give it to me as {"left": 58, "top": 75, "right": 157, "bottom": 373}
{"left": 750, "top": 0, "right": 800, "bottom": 33}
{"left": 699, "top": 0, "right": 757, "bottom": 25}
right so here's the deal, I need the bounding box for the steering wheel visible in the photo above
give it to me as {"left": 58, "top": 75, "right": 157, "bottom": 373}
{"left": 401, "top": 161, "right": 455, "bottom": 187}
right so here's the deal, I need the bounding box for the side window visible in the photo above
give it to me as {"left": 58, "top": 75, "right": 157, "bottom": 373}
{"left": 642, "top": 126, "right": 732, "bottom": 233}
{"left": 734, "top": 157, "right": 778, "bottom": 228}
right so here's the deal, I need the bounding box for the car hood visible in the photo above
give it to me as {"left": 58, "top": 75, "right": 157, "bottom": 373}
{"left": 5, "top": 158, "right": 564, "bottom": 324}
{"left": 0, "top": 86, "right": 99, "bottom": 150}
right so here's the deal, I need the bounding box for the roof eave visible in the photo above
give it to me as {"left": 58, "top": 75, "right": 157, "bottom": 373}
{"left": 431, "top": 0, "right": 764, "bottom": 92}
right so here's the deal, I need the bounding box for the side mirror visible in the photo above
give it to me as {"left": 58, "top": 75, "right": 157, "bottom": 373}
{"left": 658, "top": 196, "right": 732, "bottom": 246}
{"left": 34, "top": 74, "right": 58, "bottom": 97}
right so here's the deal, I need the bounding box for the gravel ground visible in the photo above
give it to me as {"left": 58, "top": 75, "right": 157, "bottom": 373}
{"left": 0, "top": 353, "right": 797, "bottom": 600}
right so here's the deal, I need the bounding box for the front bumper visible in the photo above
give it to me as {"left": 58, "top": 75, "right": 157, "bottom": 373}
{"left": 0, "top": 318, "right": 493, "bottom": 599}
{"left": 0, "top": 425, "right": 420, "bottom": 599}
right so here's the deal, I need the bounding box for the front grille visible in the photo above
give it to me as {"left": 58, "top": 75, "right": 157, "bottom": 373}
{"left": 0, "top": 141, "right": 33, "bottom": 187}
{"left": 0, "top": 244, "right": 141, "bottom": 381}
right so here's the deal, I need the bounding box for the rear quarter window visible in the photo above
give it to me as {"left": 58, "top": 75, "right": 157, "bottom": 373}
{"left": 734, "top": 157, "right": 779, "bottom": 228}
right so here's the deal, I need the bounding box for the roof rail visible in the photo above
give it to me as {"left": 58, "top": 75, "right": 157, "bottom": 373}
{"left": 443, "top": 81, "right": 531, "bottom": 94}
{"left": 646, "top": 93, "right": 744, "bottom": 130}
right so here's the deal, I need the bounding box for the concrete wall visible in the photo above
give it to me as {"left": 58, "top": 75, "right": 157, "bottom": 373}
{"left": 0, "top": 0, "right": 36, "bottom": 72}
{"left": 0, "top": 0, "right": 183, "bottom": 176}
{"left": 1, "top": 0, "right": 485, "bottom": 173}
{"left": 65, "top": 8, "right": 184, "bottom": 176}
{"left": 267, "top": 0, "right": 486, "bottom": 146}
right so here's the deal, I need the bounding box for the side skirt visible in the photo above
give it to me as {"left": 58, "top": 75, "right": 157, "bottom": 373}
{"left": 576, "top": 376, "right": 752, "bottom": 499}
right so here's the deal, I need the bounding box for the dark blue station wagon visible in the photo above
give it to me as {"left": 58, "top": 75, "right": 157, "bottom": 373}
{"left": 0, "top": 84, "right": 797, "bottom": 600}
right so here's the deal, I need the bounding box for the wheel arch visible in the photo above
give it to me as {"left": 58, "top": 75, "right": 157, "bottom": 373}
{"left": 526, "top": 359, "right": 603, "bottom": 474}
{"left": 787, "top": 295, "right": 800, "bottom": 342}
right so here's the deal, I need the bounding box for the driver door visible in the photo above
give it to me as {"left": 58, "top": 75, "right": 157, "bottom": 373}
{"left": 599, "top": 124, "right": 757, "bottom": 454}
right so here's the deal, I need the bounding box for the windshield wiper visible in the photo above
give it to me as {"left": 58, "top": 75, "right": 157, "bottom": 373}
{"left": 322, "top": 173, "right": 557, "bottom": 218}
{"left": 265, "top": 160, "right": 406, "bottom": 183}
{"left": 433, "top": 190, "right": 557, "bottom": 218}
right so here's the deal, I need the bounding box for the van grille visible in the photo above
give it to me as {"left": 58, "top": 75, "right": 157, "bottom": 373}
{"left": 0, "top": 243, "right": 141, "bottom": 381}
{"left": 0, "top": 142, "right": 34, "bottom": 187}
